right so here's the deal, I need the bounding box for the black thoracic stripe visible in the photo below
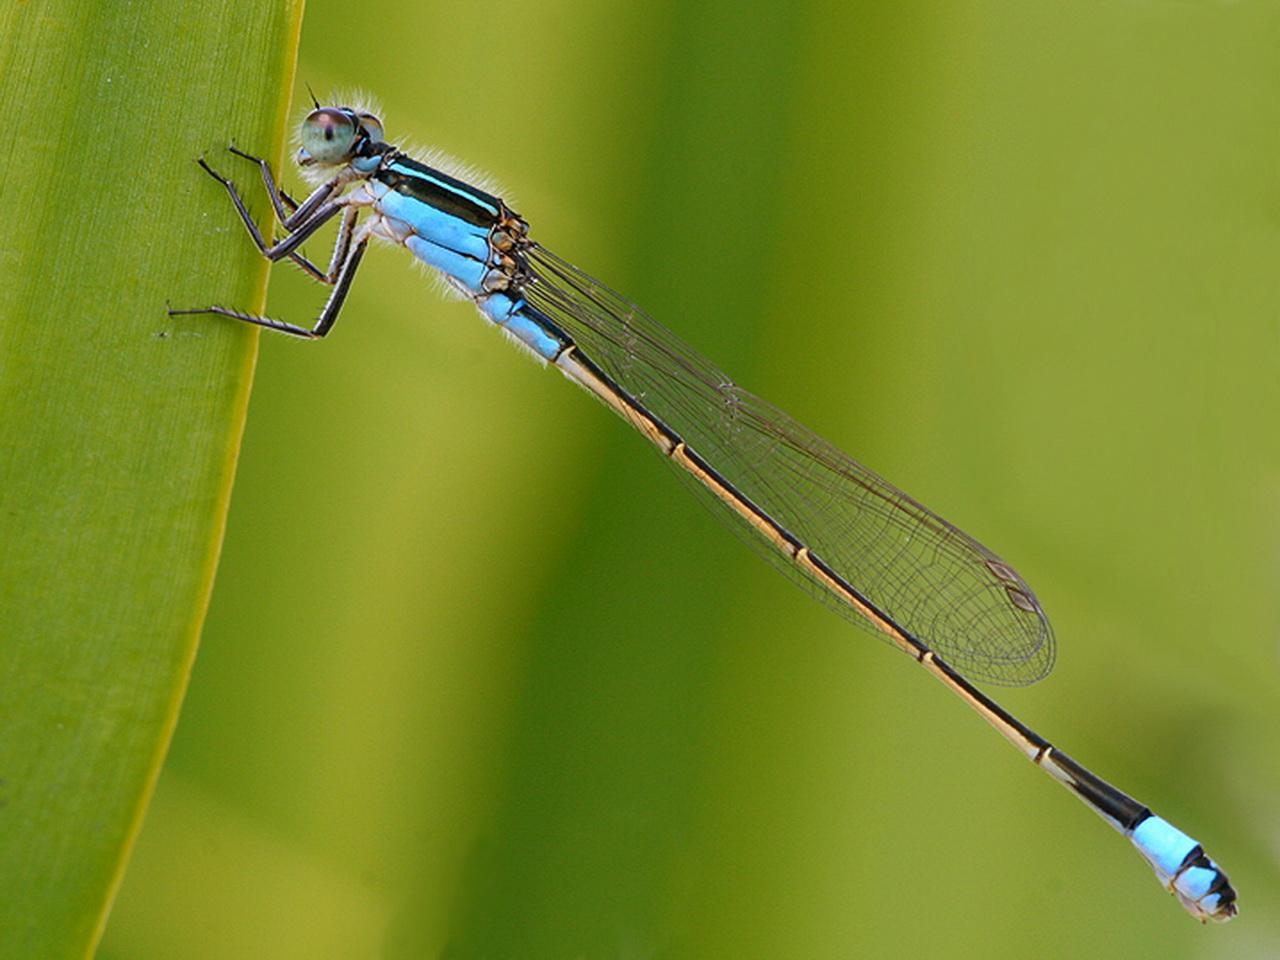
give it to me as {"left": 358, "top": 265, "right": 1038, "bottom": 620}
{"left": 376, "top": 153, "right": 501, "bottom": 229}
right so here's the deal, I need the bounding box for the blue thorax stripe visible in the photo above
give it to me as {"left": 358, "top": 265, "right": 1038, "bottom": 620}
{"left": 376, "top": 154, "right": 503, "bottom": 228}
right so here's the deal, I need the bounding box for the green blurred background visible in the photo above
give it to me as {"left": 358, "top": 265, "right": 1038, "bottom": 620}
{"left": 101, "top": 1, "right": 1278, "bottom": 957}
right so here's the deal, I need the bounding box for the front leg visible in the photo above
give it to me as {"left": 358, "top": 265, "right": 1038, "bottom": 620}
{"left": 170, "top": 158, "right": 372, "bottom": 338}
{"left": 195, "top": 157, "right": 342, "bottom": 262}
{"left": 226, "top": 146, "right": 334, "bottom": 230}
{"left": 170, "top": 233, "right": 370, "bottom": 340}
{"left": 227, "top": 145, "right": 300, "bottom": 222}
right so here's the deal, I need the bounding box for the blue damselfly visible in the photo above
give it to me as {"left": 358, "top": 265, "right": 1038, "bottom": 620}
{"left": 172, "top": 102, "right": 1237, "bottom": 922}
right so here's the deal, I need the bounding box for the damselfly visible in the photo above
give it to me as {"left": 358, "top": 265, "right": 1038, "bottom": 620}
{"left": 172, "top": 102, "right": 1237, "bottom": 922}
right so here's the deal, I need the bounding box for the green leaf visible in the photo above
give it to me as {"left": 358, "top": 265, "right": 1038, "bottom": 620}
{"left": 0, "top": 3, "right": 304, "bottom": 956}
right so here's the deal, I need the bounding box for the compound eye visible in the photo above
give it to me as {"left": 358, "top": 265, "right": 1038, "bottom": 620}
{"left": 298, "top": 108, "right": 357, "bottom": 166}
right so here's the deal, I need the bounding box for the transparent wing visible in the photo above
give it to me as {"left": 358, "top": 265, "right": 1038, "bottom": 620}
{"left": 525, "top": 244, "right": 1054, "bottom": 686}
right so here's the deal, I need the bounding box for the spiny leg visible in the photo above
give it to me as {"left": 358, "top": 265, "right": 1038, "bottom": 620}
{"left": 227, "top": 145, "right": 299, "bottom": 221}
{"left": 249, "top": 204, "right": 359, "bottom": 286}
{"left": 194, "top": 157, "right": 343, "bottom": 265}
{"left": 172, "top": 156, "right": 367, "bottom": 335}
{"left": 221, "top": 147, "right": 340, "bottom": 279}
{"left": 226, "top": 146, "right": 337, "bottom": 230}
{"left": 170, "top": 236, "right": 370, "bottom": 340}
{"left": 308, "top": 207, "right": 359, "bottom": 285}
